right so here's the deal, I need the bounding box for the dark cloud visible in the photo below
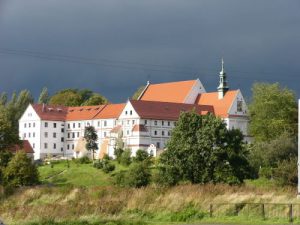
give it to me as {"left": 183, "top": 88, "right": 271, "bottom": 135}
{"left": 0, "top": 0, "right": 299, "bottom": 102}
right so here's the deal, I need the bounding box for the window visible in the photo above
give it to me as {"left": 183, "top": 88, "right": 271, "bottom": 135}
{"left": 44, "top": 143, "right": 48, "bottom": 149}
{"left": 168, "top": 121, "right": 170, "bottom": 126}
{"left": 144, "top": 120, "right": 148, "bottom": 125}
{"left": 32, "top": 143, "right": 35, "bottom": 148}
{"left": 125, "top": 111, "right": 128, "bottom": 115}
{"left": 28, "top": 132, "right": 31, "bottom": 138}
{"left": 127, "top": 130, "right": 129, "bottom": 135}
{"left": 33, "top": 132, "right": 35, "bottom": 138}
{"left": 72, "top": 144, "right": 74, "bottom": 150}
{"left": 61, "top": 137, "right": 64, "bottom": 142}
{"left": 24, "top": 123, "right": 27, "bottom": 128}
{"left": 72, "top": 133, "right": 75, "bottom": 138}
{"left": 130, "top": 110, "right": 132, "bottom": 115}
{"left": 68, "top": 133, "right": 70, "bottom": 138}
{"left": 45, "top": 122, "right": 48, "bottom": 128}
{"left": 61, "top": 128, "right": 64, "bottom": 132}
{"left": 61, "top": 147, "right": 63, "bottom": 152}
{"left": 78, "top": 123, "right": 81, "bottom": 128}
{"left": 24, "top": 133, "right": 26, "bottom": 138}
{"left": 73, "top": 123, "right": 75, "bottom": 128}
{"left": 77, "top": 132, "right": 79, "bottom": 138}
{"left": 104, "top": 132, "right": 107, "bottom": 137}
{"left": 154, "top": 130, "right": 157, "bottom": 135}
{"left": 168, "top": 131, "right": 171, "bottom": 136}
{"left": 53, "top": 143, "right": 56, "bottom": 149}
{"left": 162, "top": 121, "right": 164, "bottom": 126}
{"left": 237, "top": 100, "right": 243, "bottom": 112}
{"left": 154, "top": 121, "right": 157, "bottom": 126}
{"left": 132, "top": 120, "right": 135, "bottom": 125}
{"left": 33, "top": 122, "right": 35, "bottom": 128}
{"left": 162, "top": 131, "right": 165, "bottom": 136}
{"left": 156, "top": 142, "right": 160, "bottom": 148}
{"left": 104, "top": 121, "right": 107, "bottom": 127}
{"left": 44, "top": 132, "right": 48, "bottom": 138}
{"left": 127, "top": 120, "right": 129, "bottom": 125}
{"left": 53, "top": 123, "right": 57, "bottom": 128}
{"left": 174, "top": 122, "right": 177, "bottom": 126}
{"left": 87, "top": 122, "right": 90, "bottom": 126}
{"left": 98, "top": 121, "right": 100, "bottom": 127}
{"left": 53, "top": 132, "right": 56, "bottom": 138}
{"left": 29, "top": 123, "right": 31, "bottom": 128}
{"left": 67, "top": 144, "right": 70, "bottom": 150}
{"left": 68, "top": 124, "right": 70, "bottom": 129}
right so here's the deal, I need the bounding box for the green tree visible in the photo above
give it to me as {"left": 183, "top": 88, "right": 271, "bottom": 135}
{"left": 84, "top": 126, "right": 98, "bottom": 160}
{"left": 134, "top": 149, "right": 149, "bottom": 162}
{"left": 120, "top": 149, "right": 132, "bottom": 166}
{"left": 160, "top": 111, "right": 251, "bottom": 184}
{"left": 38, "top": 87, "right": 49, "bottom": 104}
{"left": 0, "top": 150, "right": 13, "bottom": 184}
{"left": 4, "top": 151, "right": 39, "bottom": 187}
{"left": 132, "top": 86, "right": 145, "bottom": 100}
{"left": 127, "top": 162, "right": 151, "bottom": 188}
{"left": 0, "top": 92, "right": 8, "bottom": 106}
{"left": 49, "top": 89, "right": 82, "bottom": 106}
{"left": 249, "top": 83, "right": 297, "bottom": 142}
{"left": 114, "top": 148, "right": 124, "bottom": 163}
{"left": 82, "top": 94, "right": 108, "bottom": 106}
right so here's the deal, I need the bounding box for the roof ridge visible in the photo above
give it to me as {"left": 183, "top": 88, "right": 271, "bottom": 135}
{"left": 92, "top": 104, "right": 108, "bottom": 119}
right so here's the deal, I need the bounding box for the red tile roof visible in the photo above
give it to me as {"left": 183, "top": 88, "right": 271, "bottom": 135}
{"left": 195, "top": 90, "right": 239, "bottom": 118}
{"left": 139, "top": 80, "right": 197, "bottom": 103}
{"left": 130, "top": 100, "right": 214, "bottom": 120}
{"left": 132, "top": 124, "right": 148, "bottom": 132}
{"left": 66, "top": 105, "right": 105, "bottom": 121}
{"left": 32, "top": 104, "right": 68, "bottom": 121}
{"left": 9, "top": 140, "right": 34, "bottom": 154}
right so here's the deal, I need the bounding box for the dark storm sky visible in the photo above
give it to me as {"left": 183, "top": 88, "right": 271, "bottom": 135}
{"left": 0, "top": 0, "right": 299, "bottom": 103}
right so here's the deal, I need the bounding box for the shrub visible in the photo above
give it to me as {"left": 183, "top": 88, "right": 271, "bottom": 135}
{"left": 114, "top": 170, "right": 127, "bottom": 187}
{"left": 155, "top": 165, "right": 181, "bottom": 186}
{"left": 134, "top": 149, "right": 149, "bottom": 162}
{"left": 273, "top": 157, "right": 297, "bottom": 186}
{"left": 120, "top": 149, "right": 131, "bottom": 166}
{"left": 93, "top": 160, "right": 103, "bottom": 169}
{"left": 127, "top": 162, "right": 151, "bottom": 188}
{"left": 75, "top": 156, "right": 91, "bottom": 164}
{"left": 170, "top": 204, "right": 205, "bottom": 222}
{"left": 102, "top": 160, "right": 115, "bottom": 173}
{"left": 4, "top": 151, "right": 39, "bottom": 187}
{"left": 114, "top": 148, "right": 124, "bottom": 163}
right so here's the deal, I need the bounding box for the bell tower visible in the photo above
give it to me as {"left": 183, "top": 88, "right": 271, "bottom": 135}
{"left": 217, "top": 58, "right": 229, "bottom": 99}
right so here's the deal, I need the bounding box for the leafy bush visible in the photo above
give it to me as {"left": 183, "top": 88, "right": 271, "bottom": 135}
{"left": 102, "top": 160, "right": 115, "bottom": 173}
{"left": 120, "top": 149, "right": 132, "bottom": 166}
{"left": 114, "top": 148, "right": 124, "bottom": 163}
{"left": 75, "top": 156, "right": 91, "bottom": 164}
{"left": 170, "top": 204, "right": 205, "bottom": 222}
{"left": 154, "top": 165, "right": 181, "bottom": 186}
{"left": 4, "top": 151, "right": 39, "bottom": 187}
{"left": 114, "top": 170, "right": 127, "bottom": 187}
{"left": 127, "top": 162, "right": 151, "bottom": 188}
{"left": 273, "top": 157, "right": 297, "bottom": 186}
{"left": 258, "top": 167, "right": 273, "bottom": 179}
{"left": 93, "top": 160, "right": 103, "bottom": 169}
{"left": 134, "top": 149, "right": 149, "bottom": 162}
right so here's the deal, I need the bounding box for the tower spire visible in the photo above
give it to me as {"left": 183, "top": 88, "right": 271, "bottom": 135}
{"left": 217, "top": 58, "right": 229, "bottom": 99}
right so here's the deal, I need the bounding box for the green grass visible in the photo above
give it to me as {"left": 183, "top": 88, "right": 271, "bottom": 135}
{"left": 38, "top": 160, "right": 127, "bottom": 187}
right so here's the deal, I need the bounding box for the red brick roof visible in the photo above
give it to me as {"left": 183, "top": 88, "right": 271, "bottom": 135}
{"left": 195, "top": 90, "right": 239, "bottom": 118}
{"left": 32, "top": 104, "right": 68, "bottom": 121}
{"left": 130, "top": 100, "right": 214, "bottom": 120}
{"left": 9, "top": 140, "right": 34, "bottom": 154}
{"left": 139, "top": 80, "right": 197, "bottom": 103}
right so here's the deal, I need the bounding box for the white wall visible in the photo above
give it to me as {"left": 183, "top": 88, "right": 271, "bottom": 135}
{"left": 184, "top": 79, "right": 206, "bottom": 104}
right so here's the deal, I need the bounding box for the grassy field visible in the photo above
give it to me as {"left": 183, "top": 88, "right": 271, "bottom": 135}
{"left": 0, "top": 160, "right": 299, "bottom": 225}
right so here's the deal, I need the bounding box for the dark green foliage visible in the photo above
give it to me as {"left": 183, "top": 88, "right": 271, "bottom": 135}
{"left": 76, "top": 156, "right": 91, "bottom": 164}
{"left": 170, "top": 204, "right": 205, "bottom": 222}
{"left": 273, "top": 157, "right": 297, "bottom": 186}
{"left": 126, "top": 162, "right": 151, "bottom": 188}
{"left": 93, "top": 160, "right": 103, "bottom": 169}
{"left": 249, "top": 83, "right": 297, "bottom": 142}
{"left": 81, "top": 94, "right": 108, "bottom": 106}
{"left": 160, "top": 111, "right": 252, "bottom": 185}
{"left": 114, "top": 148, "right": 124, "bottom": 163}
{"left": 131, "top": 86, "right": 145, "bottom": 100}
{"left": 155, "top": 165, "right": 181, "bottom": 186}
{"left": 134, "top": 149, "right": 149, "bottom": 162}
{"left": 3, "top": 151, "right": 39, "bottom": 187}
{"left": 120, "top": 149, "right": 132, "bottom": 166}
{"left": 113, "top": 170, "right": 127, "bottom": 187}
{"left": 102, "top": 160, "right": 115, "bottom": 173}
{"left": 38, "top": 87, "right": 50, "bottom": 104}
{"left": 84, "top": 126, "right": 98, "bottom": 160}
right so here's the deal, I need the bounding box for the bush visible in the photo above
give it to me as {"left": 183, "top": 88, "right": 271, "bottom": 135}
{"left": 75, "top": 156, "right": 91, "bottom": 164}
{"left": 114, "top": 170, "right": 127, "bottom": 187}
{"left": 102, "top": 160, "right": 115, "bottom": 173}
{"left": 155, "top": 165, "right": 181, "bottom": 186}
{"left": 114, "top": 148, "right": 124, "bottom": 163}
{"left": 3, "top": 151, "right": 39, "bottom": 187}
{"left": 273, "top": 157, "right": 297, "bottom": 186}
{"left": 120, "top": 149, "right": 132, "bottom": 166}
{"left": 93, "top": 160, "right": 103, "bottom": 169}
{"left": 127, "top": 162, "right": 151, "bottom": 188}
{"left": 170, "top": 203, "right": 205, "bottom": 222}
{"left": 134, "top": 149, "right": 149, "bottom": 162}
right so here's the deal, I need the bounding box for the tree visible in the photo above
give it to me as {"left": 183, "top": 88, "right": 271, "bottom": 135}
{"left": 84, "top": 126, "right": 98, "bottom": 160}
{"left": 0, "top": 150, "right": 13, "bottom": 184}
{"left": 120, "top": 149, "right": 132, "bottom": 166}
{"left": 249, "top": 83, "right": 297, "bottom": 142}
{"left": 114, "top": 148, "right": 124, "bottom": 163}
{"left": 132, "top": 86, "right": 145, "bottom": 100}
{"left": 126, "top": 162, "right": 151, "bottom": 188}
{"left": 82, "top": 94, "right": 108, "bottom": 106}
{"left": 38, "top": 87, "right": 49, "bottom": 104}
{"left": 49, "top": 89, "right": 82, "bottom": 106}
{"left": 0, "top": 92, "right": 7, "bottom": 106}
{"left": 160, "top": 111, "right": 251, "bottom": 184}
{"left": 134, "top": 149, "right": 149, "bottom": 162}
{"left": 3, "top": 151, "right": 39, "bottom": 187}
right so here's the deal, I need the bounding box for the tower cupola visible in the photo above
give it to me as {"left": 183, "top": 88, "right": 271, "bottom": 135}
{"left": 217, "top": 58, "right": 229, "bottom": 99}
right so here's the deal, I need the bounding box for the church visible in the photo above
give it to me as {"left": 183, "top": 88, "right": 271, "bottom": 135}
{"left": 19, "top": 60, "right": 249, "bottom": 160}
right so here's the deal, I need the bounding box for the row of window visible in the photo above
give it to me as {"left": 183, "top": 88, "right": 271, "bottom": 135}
{"left": 43, "top": 143, "right": 64, "bottom": 151}
{"left": 23, "top": 132, "right": 35, "bottom": 138}
{"left": 154, "top": 130, "right": 171, "bottom": 136}
{"left": 66, "top": 121, "right": 109, "bottom": 129}
{"left": 24, "top": 122, "right": 36, "bottom": 128}
{"left": 145, "top": 120, "right": 175, "bottom": 126}
{"left": 67, "top": 132, "right": 80, "bottom": 139}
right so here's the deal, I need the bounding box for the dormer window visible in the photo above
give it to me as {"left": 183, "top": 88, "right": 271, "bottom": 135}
{"left": 130, "top": 110, "right": 132, "bottom": 115}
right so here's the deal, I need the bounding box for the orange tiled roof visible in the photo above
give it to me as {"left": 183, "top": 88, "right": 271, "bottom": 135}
{"left": 139, "top": 80, "right": 197, "bottom": 103}
{"left": 94, "top": 103, "right": 125, "bottom": 119}
{"left": 195, "top": 90, "right": 239, "bottom": 118}
{"left": 132, "top": 124, "right": 148, "bottom": 132}
{"left": 66, "top": 105, "right": 105, "bottom": 121}
{"left": 130, "top": 100, "right": 214, "bottom": 120}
